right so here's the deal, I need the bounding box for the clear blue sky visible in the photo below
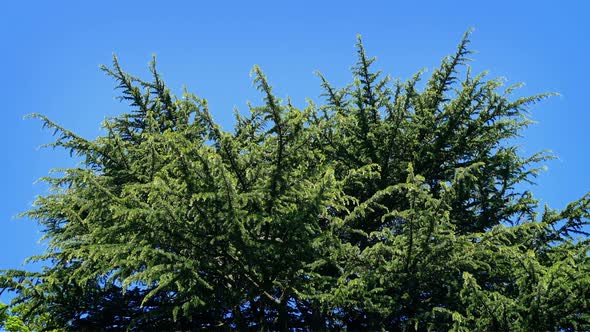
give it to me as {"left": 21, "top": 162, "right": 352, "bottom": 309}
{"left": 1, "top": 0, "right": 588, "bottom": 299}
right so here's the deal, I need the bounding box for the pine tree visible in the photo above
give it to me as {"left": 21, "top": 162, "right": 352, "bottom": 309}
{"left": 2, "top": 31, "right": 589, "bottom": 331}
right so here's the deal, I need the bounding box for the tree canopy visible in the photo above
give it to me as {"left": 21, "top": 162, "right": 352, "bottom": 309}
{"left": 2, "top": 31, "right": 589, "bottom": 331}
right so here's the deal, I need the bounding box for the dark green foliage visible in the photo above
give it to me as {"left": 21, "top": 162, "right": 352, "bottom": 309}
{"left": 2, "top": 31, "right": 589, "bottom": 331}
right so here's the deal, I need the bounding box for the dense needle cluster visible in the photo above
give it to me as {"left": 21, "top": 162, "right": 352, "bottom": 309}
{"left": 2, "top": 32, "right": 589, "bottom": 331}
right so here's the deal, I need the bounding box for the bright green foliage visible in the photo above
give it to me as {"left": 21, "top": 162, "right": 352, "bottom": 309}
{"left": 1, "top": 303, "right": 30, "bottom": 332}
{"left": 2, "top": 31, "right": 589, "bottom": 331}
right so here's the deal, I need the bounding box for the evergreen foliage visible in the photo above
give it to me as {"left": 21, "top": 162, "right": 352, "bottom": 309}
{"left": 2, "top": 31, "right": 589, "bottom": 331}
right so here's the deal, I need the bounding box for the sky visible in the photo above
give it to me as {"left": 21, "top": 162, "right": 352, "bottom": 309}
{"left": 0, "top": 0, "right": 588, "bottom": 303}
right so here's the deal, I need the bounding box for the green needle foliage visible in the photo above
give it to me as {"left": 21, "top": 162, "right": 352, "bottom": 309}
{"left": 2, "top": 31, "right": 589, "bottom": 331}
